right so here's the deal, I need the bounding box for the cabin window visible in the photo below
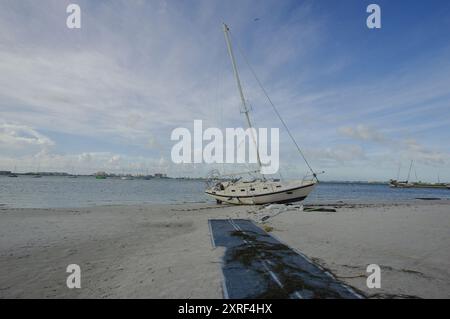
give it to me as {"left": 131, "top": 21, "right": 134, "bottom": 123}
{"left": 240, "top": 189, "right": 245, "bottom": 192}
{"left": 276, "top": 185, "right": 281, "bottom": 188}
{"left": 250, "top": 188, "right": 255, "bottom": 191}
{"left": 231, "top": 189, "right": 235, "bottom": 192}
{"left": 263, "top": 187, "right": 268, "bottom": 190}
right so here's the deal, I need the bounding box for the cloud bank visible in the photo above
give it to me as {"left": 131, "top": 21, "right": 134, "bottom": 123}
{"left": 0, "top": 0, "right": 449, "bottom": 181}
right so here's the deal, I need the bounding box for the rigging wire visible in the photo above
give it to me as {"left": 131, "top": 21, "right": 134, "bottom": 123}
{"left": 229, "top": 30, "right": 318, "bottom": 181}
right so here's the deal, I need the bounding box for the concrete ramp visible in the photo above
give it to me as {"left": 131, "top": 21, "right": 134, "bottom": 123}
{"left": 209, "top": 219, "right": 362, "bottom": 299}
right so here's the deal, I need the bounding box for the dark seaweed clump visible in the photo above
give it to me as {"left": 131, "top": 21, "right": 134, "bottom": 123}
{"left": 229, "top": 230, "right": 349, "bottom": 299}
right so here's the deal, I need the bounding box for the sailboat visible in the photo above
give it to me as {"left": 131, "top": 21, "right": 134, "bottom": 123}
{"left": 121, "top": 175, "right": 134, "bottom": 180}
{"left": 32, "top": 162, "right": 42, "bottom": 178}
{"left": 390, "top": 160, "right": 449, "bottom": 189}
{"left": 205, "top": 24, "right": 318, "bottom": 205}
{"left": 389, "top": 160, "right": 413, "bottom": 188}
{"left": 68, "top": 166, "right": 78, "bottom": 178}
{"left": 8, "top": 165, "right": 18, "bottom": 177}
{"left": 120, "top": 167, "right": 134, "bottom": 180}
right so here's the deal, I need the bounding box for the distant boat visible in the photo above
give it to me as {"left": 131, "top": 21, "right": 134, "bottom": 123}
{"left": 389, "top": 180, "right": 410, "bottom": 188}
{"left": 69, "top": 167, "right": 78, "bottom": 178}
{"left": 9, "top": 166, "right": 18, "bottom": 177}
{"left": 205, "top": 24, "right": 318, "bottom": 205}
{"left": 33, "top": 163, "right": 42, "bottom": 178}
{"left": 390, "top": 160, "right": 449, "bottom": 189}
{"left": 390, "top": 180, "right": 449, "bottom": 189}
{"left": 95, "top": 171, "right": 107, "bottom": 179}
{"left": 411, "top": 182, "right": 449, "bottom": 189}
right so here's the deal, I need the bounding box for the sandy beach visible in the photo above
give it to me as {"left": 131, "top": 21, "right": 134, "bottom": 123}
{"left": 0, "top": 200, "right": 449, "bottom": 298}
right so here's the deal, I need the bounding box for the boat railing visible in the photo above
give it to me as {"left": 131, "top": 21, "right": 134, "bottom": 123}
{"left": 302, "top": 170, "right": 324, "bottom": 184}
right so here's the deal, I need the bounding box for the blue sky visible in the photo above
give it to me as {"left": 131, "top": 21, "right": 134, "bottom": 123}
{"left": 0, "top": 0, "right": 449, "bottom": 181}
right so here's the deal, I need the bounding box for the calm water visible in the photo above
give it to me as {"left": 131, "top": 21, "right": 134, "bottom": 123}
{"left": 1, "top": 176, "right": 449, "bottom": 208}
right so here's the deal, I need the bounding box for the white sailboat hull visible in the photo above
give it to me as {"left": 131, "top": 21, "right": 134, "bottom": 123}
{"left": 205, "top": 180, "right": 316, "bottom": 205}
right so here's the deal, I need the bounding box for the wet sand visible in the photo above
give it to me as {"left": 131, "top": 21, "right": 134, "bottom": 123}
{"left": 0, "top": 200, "right": 449, "bottom": 298}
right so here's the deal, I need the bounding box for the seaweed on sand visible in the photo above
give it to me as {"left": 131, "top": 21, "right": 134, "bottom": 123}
{"left": 228, "top": 229, "right": 350, "bottom": 298}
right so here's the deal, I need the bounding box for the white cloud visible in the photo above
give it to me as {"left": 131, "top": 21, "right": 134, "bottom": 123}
{"left": 338, "top": 125, "right": 386, "bottom": 143}
{"left": 337, "top": 124, "right": 450, "bottom": 167}
{"left": 0, "top": 123, "right": 54, "bottom": 154}
{"left": 401, "top": 139, "right": 449, "bottom": 165}
{"left": 108, "top": 155, "right": 122, "bottom": 165}
{"left": 0, "top": 0, "right": 325, "bottom": 145}
{"left": 0, "top": 1, "right": 449, "bottom": 181}
{"left": 305, "top": 144, "right": 365, "bottom": 164}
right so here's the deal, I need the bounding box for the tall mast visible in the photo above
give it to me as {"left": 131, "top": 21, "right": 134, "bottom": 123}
{"left": 406, "top": 160, "right": 413, "bottom": 183}
{"left": 396, "top": 162, "right": 402, "bottom": 180}
{"left": 223, "top": 23, "right": 262, "bottom": 170}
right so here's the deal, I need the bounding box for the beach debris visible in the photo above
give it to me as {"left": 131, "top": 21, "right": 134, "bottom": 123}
{"left": 303, "top": 206, "right": 337, "bottom": 212}
{"left": 208, "top": 219, "right": 362, "bottom": 299}
{"left": 251, "top": 204, "right": 303, "bottom": 223}
{"left": 262, "top": 224, "right": 274, "bottom": 232}
{"left": 367, "top": 293, "right": 421, "bottom": 299}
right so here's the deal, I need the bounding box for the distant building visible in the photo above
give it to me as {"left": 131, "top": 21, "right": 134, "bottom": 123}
{"left": 154, "top": 173, "right": 167, "bottom": 178}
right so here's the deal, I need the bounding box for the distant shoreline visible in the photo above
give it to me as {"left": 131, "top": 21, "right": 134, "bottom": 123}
{"left": 0, "top": 173, "right": 404, "bottom": 184}
{"left": 3, "top": 172, "right": 450, "bottom": 185}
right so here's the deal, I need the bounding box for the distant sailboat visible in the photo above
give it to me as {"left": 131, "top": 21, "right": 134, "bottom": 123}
{"left": 205, "top": 24, "right": 318, "bottom": 205}
{"left": 32, "top": 162, "right": 42, "bottom": 178}
{"left": 120, "top": 167, "right": 134, "bottom": 180}
{"left": 390, "top": 160, "right": 449, "bottom": 189}
{"left": 121, "top": 176, "right": 134, "bottom": 180}
{"left": 68, "top": 166, "right": 78, "bottom": 178}
{"left": 8, "top": 165, "right": 18, "bottom": 177}
{"left": 390, "top": 160, "right": 413, "bottom": 188}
